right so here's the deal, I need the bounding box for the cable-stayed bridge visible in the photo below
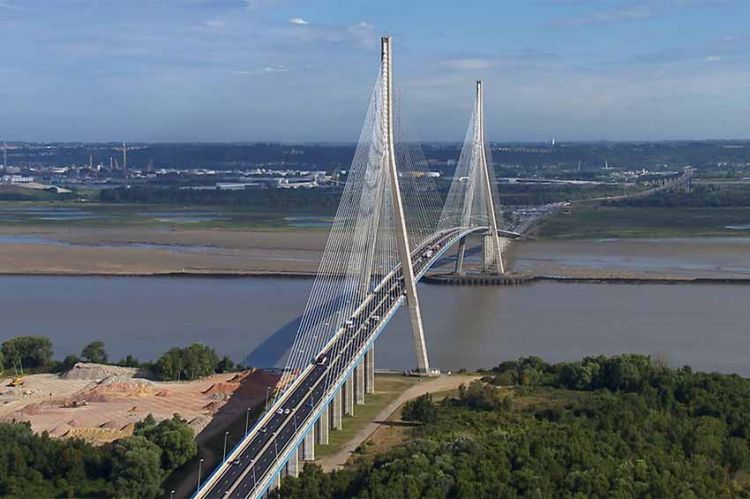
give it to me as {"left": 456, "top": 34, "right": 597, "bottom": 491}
{"left": 196, "top": 36, "right": 506, "bottom": 499}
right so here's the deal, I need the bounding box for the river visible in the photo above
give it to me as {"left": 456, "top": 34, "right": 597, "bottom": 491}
{"left": 1, "top": 276, "right": 748, "bottom": 375}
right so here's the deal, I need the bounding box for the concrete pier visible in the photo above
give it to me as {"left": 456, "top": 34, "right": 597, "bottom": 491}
{"left": 286, "top": 451, "right": 299, "bottom": 478}
{"left": 365, "top": 347, "right": 375, "bottom": 394}
{"left": 454, "top": 236, "right": 467, "bottom": 274}
{"left": 302, "top": 429, "right": 315, "bottom": 461}
{"left": 355, "top": 361, "right": 365, "bottom": 405}
{"left": 344, "top": 375, "right": 355, "bottom": 416}
{"left": 331, "top": 391, "right": 343, "bottom": 430}
{"left": 316, "top": 409, "right": 329, "bottom": 445}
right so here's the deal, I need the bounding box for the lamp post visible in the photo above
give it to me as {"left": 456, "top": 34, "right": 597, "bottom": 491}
{"left": 245, "top": 407, "right": 251, "bottom": 435}
{"left": 265, "top": 386, "right": 271, "bottom": 412}
{"left": 170, "top": 490, "right": 175, "bottom": 499}
{"left": 223, "top": 431, "right": 230, "bottom": 462}
{"left": 196, "top": 458, "right": 205, "bottom": 492}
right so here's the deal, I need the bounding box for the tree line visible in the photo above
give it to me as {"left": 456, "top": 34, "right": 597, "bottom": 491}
{"left": 0, "top": 415, "right": 196, "bottom": 498}
{"left": 1, "top": 335, "right": 239, "bottom": 381}
{"left": 275, "top": 354, "right": 750, "bottom": 498}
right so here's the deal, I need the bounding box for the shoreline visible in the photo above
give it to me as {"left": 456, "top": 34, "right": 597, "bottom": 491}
{"left": 4, "top": 269, "right": 750, "bottom": 285}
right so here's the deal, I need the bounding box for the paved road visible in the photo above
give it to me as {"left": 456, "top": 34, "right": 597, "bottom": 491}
{"left": 200, "top": 227, "right": 470, "bottom": 499}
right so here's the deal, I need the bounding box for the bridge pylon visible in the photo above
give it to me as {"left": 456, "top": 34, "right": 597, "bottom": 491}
{"left": 381, "top": 36, "right": 431, "bottom": 375}
{"left": 440, "top": 80, "right": 506, "bottom": 275}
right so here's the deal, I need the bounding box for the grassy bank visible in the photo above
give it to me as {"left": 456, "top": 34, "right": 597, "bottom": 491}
{"left": 314, "top": 375, "right": 422, "bottom": 459}
{"left": 0, "top": 200, "right": 333, "bottom": 230}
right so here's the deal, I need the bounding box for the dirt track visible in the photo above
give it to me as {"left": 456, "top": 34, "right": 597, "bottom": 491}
{"left": 317, "top": 374, "right": 480, "bottom": 471}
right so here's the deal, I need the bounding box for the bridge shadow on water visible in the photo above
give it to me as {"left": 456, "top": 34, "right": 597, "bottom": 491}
{"left": 242, "top": 242, "right": 483, "bottom": 369}
{"left": 242, "top": 291, "right": 349, "bottom": 369}
{"left": 242, "top": 314, "right": 301, "bottom": 368}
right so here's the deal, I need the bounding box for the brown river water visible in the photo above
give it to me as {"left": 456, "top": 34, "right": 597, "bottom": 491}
{"left": 1, "top": 275, "right": 747, "bottom": 375}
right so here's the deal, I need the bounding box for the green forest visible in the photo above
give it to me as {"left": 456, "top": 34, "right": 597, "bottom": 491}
{"left": 0, "top": 415, "right": 195, "bottom": 498}
{"left": 275, "top": 355, "right": 750, "bottom": 498}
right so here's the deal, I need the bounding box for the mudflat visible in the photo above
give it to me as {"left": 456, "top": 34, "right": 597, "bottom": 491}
{"left": 1, "top": 225, "right": 750, "bottom": 279}
{"left": 508, "top": 237, "right": 750, "bottom": 279}
{"left": 0, "top": 226, "right": 327, "bottom": 275}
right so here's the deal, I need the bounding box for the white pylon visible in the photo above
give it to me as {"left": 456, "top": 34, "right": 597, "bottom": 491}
{"left": 381, "top": 37, "right": 431, "bottom": 375}
{"left": 476, "top": 81, "right": 505, "bottom": 275}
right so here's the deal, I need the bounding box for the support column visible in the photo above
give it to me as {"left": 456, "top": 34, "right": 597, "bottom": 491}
{"left": 476, "top": 80, "right": 504, "bottom": 275}
{"left": 331, "top": 390, "right": 343, "bottom": 430}
{"left": 286, "top": 450, "right": 299, "bottom": 478}
{"left": 316, "top": 409, "right": 329, "bottom": 445}
{"left": 344, "top": 375, "right": 355, "bottom": 416}
{"left": 381, "top": 37, "right": 431, "bottom": 376}
{"left": 365, "top": 347, "right": 375, "bottom": 394}
{"left": 302, "top": 429, "right": 315, "bottom": 461}
{"left": 454, "top": 236, "right": 467, "bottom": 274}
{"left": 481, "top": 233, "right": 495, "bottom": 273}
{"left": 269, "top": 472, "right": 281, "bottom": 493}
{"left": 355, "top": 361, "right": 365, "bottom": 405}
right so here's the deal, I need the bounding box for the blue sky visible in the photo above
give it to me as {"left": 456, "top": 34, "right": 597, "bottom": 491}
{"left": 0, "top": 0, "right": 749, "bottom": 142}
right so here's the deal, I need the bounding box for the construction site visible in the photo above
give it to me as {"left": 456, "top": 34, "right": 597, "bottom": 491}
{"left": 0, "top": 363, "right": 280, "bottom": 445}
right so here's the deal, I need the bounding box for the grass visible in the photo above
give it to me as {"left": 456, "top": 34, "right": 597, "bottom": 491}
{"left": 0, "top": 200, "right": 332, "bottom": 230}
{"left": 313, "top": 375, "right": 422, "bottom": 459}
{"left": 537, "top": 206, "right": 750, "bottom": 239}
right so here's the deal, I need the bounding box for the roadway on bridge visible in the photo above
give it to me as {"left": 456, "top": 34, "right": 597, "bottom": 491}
{"left": 201, "top": 227, "right": 473, "bottom": 498}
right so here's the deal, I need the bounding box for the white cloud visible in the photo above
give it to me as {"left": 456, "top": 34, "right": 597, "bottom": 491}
{"left": 346, "top": 22, "right": 377, "bottom": 49}
{"left": 551, "top": 4, "right": 654, "bottom": 28}
{"left": 202, "top": 19, "right": 225, "bottom": 29}
{"left": 289, "top": 17, "right": 309, "bottom": 26}
{"left": 440, "top": 58, "right": 496, "bottom": 71}
{"left": 232, "top": 64, "right": 290, "bottom": 76}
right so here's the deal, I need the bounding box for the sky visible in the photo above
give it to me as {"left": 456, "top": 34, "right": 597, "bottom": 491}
{"left": 0, "top": 0, "right": 749, "bottom": 142}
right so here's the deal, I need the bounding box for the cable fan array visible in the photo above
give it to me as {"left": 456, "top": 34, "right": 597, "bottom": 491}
{"left": 274, "top": 68, "right": 444, "bottom": 397}
{"left": 438, "top": 101, "right": 503, "bottom": 233}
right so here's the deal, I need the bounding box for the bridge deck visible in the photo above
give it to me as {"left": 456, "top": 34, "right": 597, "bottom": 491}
{"left": 197, "top": 226, "right": 484, "bottom": 499}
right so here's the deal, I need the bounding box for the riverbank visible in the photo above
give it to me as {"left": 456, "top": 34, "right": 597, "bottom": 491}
{"left": 2, "top": 228, "right": 749, "bottom": 281}
{"left": 424, "top": 273, "right": 750, "bottom": 286}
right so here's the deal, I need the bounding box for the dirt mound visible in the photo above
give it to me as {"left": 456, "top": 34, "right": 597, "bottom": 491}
{"left": 79, "top": 375, "right": 160, "bottom": 399}
{"left": 203, "top": 381, "right": 238, "bottom": 395}
{"left": 61, "top": 362, "right": 138, "bottom": 381}
{"left": 189, "top": 415, "right": 210, "bottom": 434}
{"left": 66, "top": 426, "right": 133, "bottom": 444}
{"left": 203, "top": 400, "right": 223, "bottom": 412}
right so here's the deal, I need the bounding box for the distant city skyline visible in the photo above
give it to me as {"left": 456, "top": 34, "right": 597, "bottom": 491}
{"left": 1, "top": 0, "right": 749, "bottom": 143}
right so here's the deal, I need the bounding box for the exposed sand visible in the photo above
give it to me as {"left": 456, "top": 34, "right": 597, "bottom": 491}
{"left": 508, "top": 237, "right": 750, "bottom": 279}
{"left": 0, "top": 368, "right": 280, "bottom": 444}
{"left": 1, "top": 225, "right": 750, "bottom": 280}
{"left": 0, "top": 226, "right": 326, "bottom": 275}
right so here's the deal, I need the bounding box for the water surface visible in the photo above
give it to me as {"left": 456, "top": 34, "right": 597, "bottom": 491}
{"left": 1, "top": 276, "right": 748, "bottom": 375}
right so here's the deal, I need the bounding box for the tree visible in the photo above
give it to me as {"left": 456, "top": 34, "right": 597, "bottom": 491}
{"left": 216, "top": 355, "right": 235, "bottom": 373}
{"left": 81, "top": 341, "right": 108, "bottom": 364}
{"left": 154, "top": 348, "right": 183, "bottom": 381}
{"left": 182, "top": 344, "right": 218, "bottom": 380}
{"left": 1, "top": 336, "right": 53, "bottom": 370}
{"left": 458, "top": 381, "right": 505, "bottom": 410}
{"left": 135, "top": 414, "right": 197, "bottom": 472}
{"left": 402, "top": 394, "right": 438, "bottom": 424}
{"left": 117, "top": 354, "right": 141, "bottom": 368}
{"left": 110, "top": 436, "right": 164, "bottom": 499}
{"left": 153, "top": 344, "right": 219, "bottom": 381}
{"left": 61, "top": 355, "right": 80, "bottom": 372}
